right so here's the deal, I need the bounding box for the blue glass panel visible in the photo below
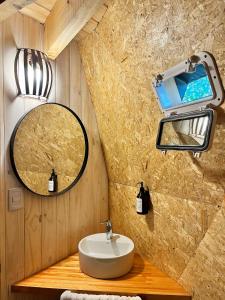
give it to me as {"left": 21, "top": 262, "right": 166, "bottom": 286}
{"left": 155, "top": 64, "right": 213, "bottom": 110}
{"left": 175, "top": 64, "right": 213, "bottom": 103}
{"left": 155, "top": 84, "right": 173, "bottom": 109}
{"left": 179, "top": 76, "right": 212, "bottom": 103}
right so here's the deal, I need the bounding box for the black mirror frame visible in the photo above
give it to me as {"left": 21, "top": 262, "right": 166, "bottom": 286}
{"left": 156, "top": 109, "right": 215, "bottom": 152}
{"left": 10, "top": 103, "right": 89, "bottom": 197}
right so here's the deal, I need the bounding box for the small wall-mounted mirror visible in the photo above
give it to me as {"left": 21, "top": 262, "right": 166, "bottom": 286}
{"left": 10, "top": 103, "right": 88, "bottom": 196}
{"left": 156, "top": 109, "right": 215, "bottom": 152}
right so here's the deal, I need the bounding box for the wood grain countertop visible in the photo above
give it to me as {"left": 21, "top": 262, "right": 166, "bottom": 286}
{"left": 11, "top": 253, "right": 191, "bottom": 299}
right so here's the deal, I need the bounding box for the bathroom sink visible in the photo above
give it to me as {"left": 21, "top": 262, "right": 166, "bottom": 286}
{"left": 78, "top": 233, "right": 134, "bottom": 279}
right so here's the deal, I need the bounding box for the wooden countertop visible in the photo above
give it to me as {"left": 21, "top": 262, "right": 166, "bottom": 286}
{"left": 12, "top": 253, "right": 191, "bottom": 299}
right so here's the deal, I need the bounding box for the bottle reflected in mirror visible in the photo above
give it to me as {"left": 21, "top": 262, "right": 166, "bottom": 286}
{"left": 48, "top": 169, "right": 58, "bottom": 193}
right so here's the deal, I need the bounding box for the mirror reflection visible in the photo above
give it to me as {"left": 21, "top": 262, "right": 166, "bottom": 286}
{"left": 156, "top": 64, "right": 213, "bottom": 109}
{"left": 10, "top": 103, "right": 88, "bottom": 196}
{"left": 159, "top": 115, "right": 210, "bottom": 147}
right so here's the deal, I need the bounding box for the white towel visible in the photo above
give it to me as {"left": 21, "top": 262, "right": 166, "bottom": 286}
{"left": 60, "top": 291, "right": 141, "bottom": 300}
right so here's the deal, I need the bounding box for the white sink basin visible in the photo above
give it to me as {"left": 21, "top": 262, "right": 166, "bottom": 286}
{"left": 78, "top": 233, "right": 134, "bottom": 279}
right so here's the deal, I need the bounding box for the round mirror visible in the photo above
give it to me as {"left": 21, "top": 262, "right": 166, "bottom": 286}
{"left": 10, "top": 103, "right": 88, "bottom": 196}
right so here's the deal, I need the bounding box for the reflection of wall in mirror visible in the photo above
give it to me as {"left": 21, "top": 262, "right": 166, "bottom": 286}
{"left": 161, "top": 116, "right": 209, "bottom": 146}
{"left": 13, "top": 104, "right": 85, "bottom": 195}
{"left": 173, "top": 116, "right": 209, "bottom": 146}
{"left": 161, "top": 122, "right": 183, "bottom": 146}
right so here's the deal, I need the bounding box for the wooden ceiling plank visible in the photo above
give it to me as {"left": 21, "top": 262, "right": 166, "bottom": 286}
{"left": 20, "top": 2, "right": 49, "bottom": 24}
{"left": 44, "top": 0, "right": 104, "bottom": 60}
{"left": 75, "top": 29, "right": 89, "bottom": 41}
{"left": 35, "top": 0, "right": 57, "bottom": 12}
{"left": 92, "top": 3, "right": 107, "bottom": 22}
{"left": 82, "top": 18, "right": 98, "bottom": 33}
{"left": 75, "top": 3, "right": 108, "bottom": 42}
{"left": 0, "top": 0, "right": 35, "bottom": 22}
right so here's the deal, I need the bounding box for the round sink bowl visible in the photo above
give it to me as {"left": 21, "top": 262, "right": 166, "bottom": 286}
{"left": 78, "top": 233, "right": 134, "bottom": 279}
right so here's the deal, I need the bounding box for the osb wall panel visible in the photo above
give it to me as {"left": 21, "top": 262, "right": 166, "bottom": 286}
{"left": 109, "top": 182, "right": 221, "bottom": 280}
{"left": 180, "top": 206, "right": 225, "bottom": 299}
{"left": 0, "top": 13, "right": 108, "bottom": 300}
{"left": 78, "top": 0, "right": 225, "bottom": 299}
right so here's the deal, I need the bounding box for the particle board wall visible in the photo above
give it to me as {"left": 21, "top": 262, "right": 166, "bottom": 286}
{"left": 78, "top": 1, "right": 225, "bottom": 299}
{"left": 0, "top": 13, "right": 108, "bottom": 300}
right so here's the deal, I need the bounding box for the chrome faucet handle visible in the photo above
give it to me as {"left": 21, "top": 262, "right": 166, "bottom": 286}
{"left": 100, "top": 219, "right": 111, "bottom": 224}
{"left": 100, "top": 220, "right": 113, "bottom": 240}
{"left": 100, "top": 220, "right": 112, "bottom": 231}
{"left": 100, "top": 220, "right": 112, "bottom": 228}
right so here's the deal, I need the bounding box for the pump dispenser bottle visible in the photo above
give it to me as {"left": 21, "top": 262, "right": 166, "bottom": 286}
{"left": 136, "top": 182, "right": 150, "bottom": 215}
{"left": 48, "top": 169, "right": 58, "bottom": 192}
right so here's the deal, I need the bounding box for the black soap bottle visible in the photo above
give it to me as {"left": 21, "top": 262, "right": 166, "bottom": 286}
{"left": 145, "top": 187, "right": 151, "bottom": 211}
{"left": 48, "top": 169, "right": 58, "bottom": 192}
{"left": 136, "top": 182, "right": 149, "bottom": 215}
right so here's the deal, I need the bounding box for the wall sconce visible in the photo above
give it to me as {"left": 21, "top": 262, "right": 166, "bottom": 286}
{"left": 14, "top": 48, "right": 53, "bottom": 101}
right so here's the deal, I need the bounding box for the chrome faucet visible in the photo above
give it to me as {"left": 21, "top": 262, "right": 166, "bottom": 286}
{"left": 101, "top": 220, "right": 113, "bottom": 240}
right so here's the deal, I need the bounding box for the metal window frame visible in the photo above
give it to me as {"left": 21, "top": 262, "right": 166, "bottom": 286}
{"left": 152, "top": 51, "right": 225, "bottom": 116}
{"left": 156, "top": 108, "right": 216, "bottom": 152}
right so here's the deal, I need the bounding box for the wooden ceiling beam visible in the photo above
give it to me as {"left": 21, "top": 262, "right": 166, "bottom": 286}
{"left": 20, "top": 2, "right": 49, "bottom": 24}
{"left": 0, "top": 0, "right": 35, "bottom": 22}
{"left": 44, "top": 0, "right": 104, "bottom": 60}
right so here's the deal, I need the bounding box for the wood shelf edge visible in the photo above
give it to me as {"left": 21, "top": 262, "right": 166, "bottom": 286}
{"left": 11, "top": 253, "right": 192, "bottom": 299}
